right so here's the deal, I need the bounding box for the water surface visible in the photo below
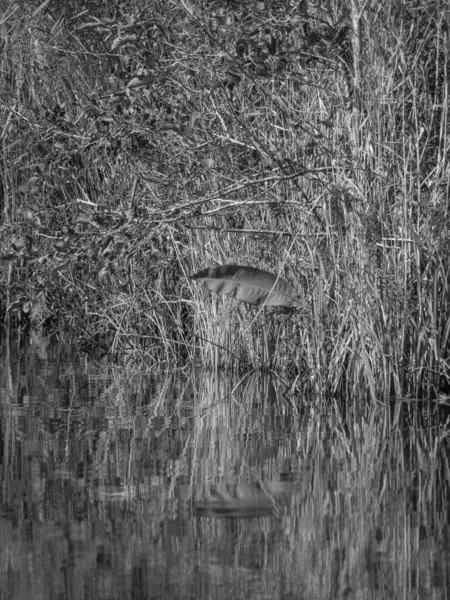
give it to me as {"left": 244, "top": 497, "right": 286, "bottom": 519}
{"left": 0, "top": 335, "right": 449, "bottom": 599}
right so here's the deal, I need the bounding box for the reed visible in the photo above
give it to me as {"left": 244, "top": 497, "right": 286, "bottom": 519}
{"left": 0, "top": 0, "right": 449, "bottom": 401}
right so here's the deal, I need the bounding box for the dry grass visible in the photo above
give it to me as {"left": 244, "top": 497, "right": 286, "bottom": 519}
{"left": 0, "top": 0, "right": 449, "bottom": 401}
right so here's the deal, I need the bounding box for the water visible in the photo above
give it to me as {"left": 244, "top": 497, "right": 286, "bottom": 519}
{"left": 0, "top": 334, "right": 449, "bottom": 599}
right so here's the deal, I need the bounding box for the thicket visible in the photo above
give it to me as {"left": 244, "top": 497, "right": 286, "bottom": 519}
{"left": 1, "top": 0, "right": 449, "bottom": 402}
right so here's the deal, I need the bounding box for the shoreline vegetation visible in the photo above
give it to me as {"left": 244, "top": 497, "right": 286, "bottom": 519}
{"left": 1, "top": 0, "right": 450, "bottom": 401}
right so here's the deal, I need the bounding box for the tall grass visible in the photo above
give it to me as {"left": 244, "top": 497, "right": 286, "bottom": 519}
{"left": 0, "top": 0, "right": 449, "bottom": 401}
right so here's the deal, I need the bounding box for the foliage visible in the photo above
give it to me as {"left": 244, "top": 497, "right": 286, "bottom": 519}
{"left": 1, "top": 0, "right": 450, "bottom": 401}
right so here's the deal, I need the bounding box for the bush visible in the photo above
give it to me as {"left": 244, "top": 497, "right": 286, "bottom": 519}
{"left": 1, "top": 0, "right": 450, "bottom": 401}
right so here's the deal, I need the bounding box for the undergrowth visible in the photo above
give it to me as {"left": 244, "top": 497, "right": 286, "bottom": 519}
{"left": 1, "top": 0, "right": 450, "bottom": 402}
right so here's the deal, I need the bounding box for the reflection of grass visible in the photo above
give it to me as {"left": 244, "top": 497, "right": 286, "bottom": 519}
{"left": 1, "top": 1, "right": 449, "bottom": 402}
{"left": 190, "top": 370, "right": 450, "bottom": 598}
{"left": 1, "top": 341, "right": 449, "bottom": 597}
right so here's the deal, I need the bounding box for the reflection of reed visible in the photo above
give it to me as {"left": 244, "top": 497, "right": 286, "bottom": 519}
{"left": 191, "top": 369, "right": 300, "bottom": 518}
{"left": 189, "top": 374, "right": 449, "bottom": 598}
{"left": 1, "top": 339, "right": 449, "bottom": 597}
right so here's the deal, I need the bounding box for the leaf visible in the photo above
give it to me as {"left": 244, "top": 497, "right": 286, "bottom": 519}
{"left": 190, "top": 264, "right": 301, "bottom": 307}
